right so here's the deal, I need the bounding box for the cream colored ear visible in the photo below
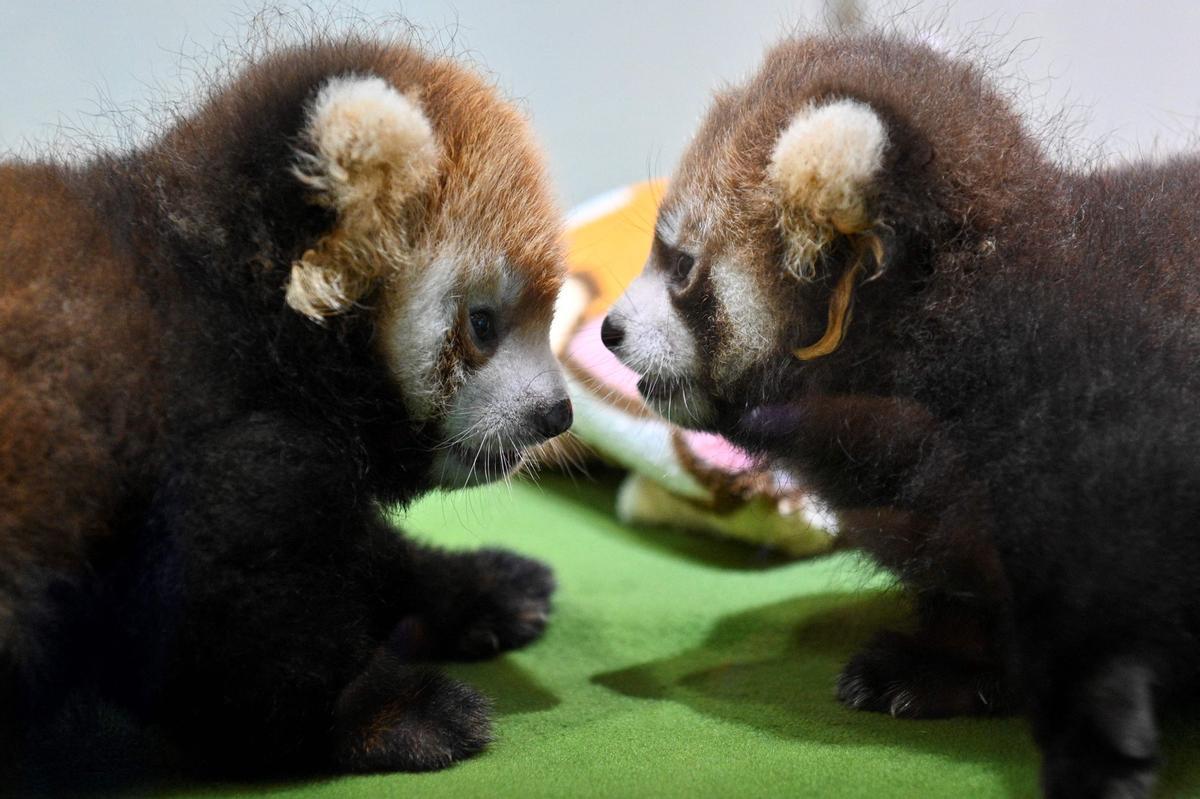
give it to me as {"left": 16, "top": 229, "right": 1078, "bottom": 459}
{"left": 288, "top": 75, "right": 440, "bottom": 320}
{"left": 767, "top": 98, "right": 886, "bottom": 280}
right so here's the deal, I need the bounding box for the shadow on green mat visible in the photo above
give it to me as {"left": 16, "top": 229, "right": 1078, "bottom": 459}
{"left": 447, "top": 657, "right": 561, "bottom": 716}
{"left": 593, "top": 591, "right": 1200, "bottom": 799}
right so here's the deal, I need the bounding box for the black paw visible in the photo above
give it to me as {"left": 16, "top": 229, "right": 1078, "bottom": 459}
{"left": 447, "top": 548, "right": 556, "bottom": 660}
{"left": 388, "top": 548, "right": 556, "bottom": 662}
{"left": 836, "top": 631, "right": 1013, "bottom": 718}
{"left": 333, "top": 656, "right": 492, "bottom": 773}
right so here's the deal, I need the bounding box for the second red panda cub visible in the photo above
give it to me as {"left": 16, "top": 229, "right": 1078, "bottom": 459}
{"left": 603, "top": 32, "right": 1200, "bottom": 799}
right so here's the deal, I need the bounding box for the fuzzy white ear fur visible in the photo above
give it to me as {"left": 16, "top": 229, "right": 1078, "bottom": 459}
{"left": 288, "top": 75, "right": 440, "bottom": 320}
{"left": 767, "top": 98, "right": 886, "bottom": 279}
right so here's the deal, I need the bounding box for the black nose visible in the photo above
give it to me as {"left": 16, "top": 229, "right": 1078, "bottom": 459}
{"left": 600, "top": 315, "right": 625, "bottom": 351}
{"left": 532, "top": 397, "right": 573, "bottom": 440}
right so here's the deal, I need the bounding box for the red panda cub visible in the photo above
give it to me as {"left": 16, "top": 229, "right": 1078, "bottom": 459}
{"left": 0, "top": 38, "right": 571, "bottom": 781}
{"left": 603, "top": 33, "right": 1200, "bottom": 798}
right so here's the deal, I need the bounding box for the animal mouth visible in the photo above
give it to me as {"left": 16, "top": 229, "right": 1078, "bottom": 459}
{"left": 636, "top": 375, "right": 689, "bottom": 403}
{"left": 635, "top": 374, "right": 711, "bottom": 428}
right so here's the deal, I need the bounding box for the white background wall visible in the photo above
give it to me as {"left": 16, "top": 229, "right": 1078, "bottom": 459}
{"left": 1, "top": 1, "right": 1198, "bottom": 206}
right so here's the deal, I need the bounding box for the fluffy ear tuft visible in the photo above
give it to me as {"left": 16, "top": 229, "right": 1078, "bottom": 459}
{"left": 285, "top": 251, "right": 375, "bottom": 322}
{"left": 767, "top": 98, "right": 886, "bottom": 279}
{"left": 297, "top": 74, "right": 439, "bottom": 222}
{"left": 288, "top": 75, "right": 440, "bottom": 320}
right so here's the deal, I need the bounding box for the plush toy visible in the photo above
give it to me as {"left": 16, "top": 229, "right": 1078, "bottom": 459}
{"left": 545, "top": 181, "right": 835, "bottom": 557}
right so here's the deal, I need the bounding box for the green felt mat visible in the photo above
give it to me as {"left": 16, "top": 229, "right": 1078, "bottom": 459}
{"left": 165, "top": 476, "right": 1199, "bottom": 798}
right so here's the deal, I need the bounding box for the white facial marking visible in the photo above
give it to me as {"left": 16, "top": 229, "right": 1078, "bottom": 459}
{"left": 607, "top": 266, "right": 714, "bottom": 428}
{"left": 709, "top": 255, "right": 780, "bottom": 382}
{"left": 656, "top": 206, "right": 684, "bottom": 248}
{"left": 433, "top": 330, "right": 569, "bottom": 489}
{"left": 379, "top": 250, "right": 459, "bottom": 422}
{"left": 610, "top": 268, "right": 695, "bottom": 379}
{"left": 382, "top": 255, "right": 569, "bottom": 489}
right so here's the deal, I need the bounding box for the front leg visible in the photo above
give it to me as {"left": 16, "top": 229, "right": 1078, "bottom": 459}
{"left": 141, "top": 415, "right": 492, "bottom": 774}
{"left": 733, "top": 394, "right": 940, "bottom": 509}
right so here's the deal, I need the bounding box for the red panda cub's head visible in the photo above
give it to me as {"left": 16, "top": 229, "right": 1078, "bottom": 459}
{"left": 602, "top": 87, "right": 888, "bottom": 432}
{"left": 286, "top": 60, "right": 570, "bottom": 488}
{"left": 601, "top": 34, "right": 1049, "bottom": 436}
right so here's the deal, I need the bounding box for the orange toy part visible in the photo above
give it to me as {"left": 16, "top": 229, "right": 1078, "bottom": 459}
{"left": 565, "top": 180, "right": 666, "bottom": 320}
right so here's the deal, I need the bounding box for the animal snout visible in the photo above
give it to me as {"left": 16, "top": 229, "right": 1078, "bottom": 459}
{"left": 529, "top": 397, "right": 573, "bottom": 440}
{"left": 600, "top": 315, "right": 625, "bottom": 351}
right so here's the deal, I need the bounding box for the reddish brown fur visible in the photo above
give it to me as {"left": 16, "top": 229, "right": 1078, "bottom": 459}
{"left": 0, "top": 163, "right": 164, "bottom": 659}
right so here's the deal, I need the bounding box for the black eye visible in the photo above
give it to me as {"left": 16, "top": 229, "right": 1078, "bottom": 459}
{"left": 669, "top": 250, "right": 696, "bottom": 284}
{"left": 469, "top": 308, "right": 497, "bottom": 346}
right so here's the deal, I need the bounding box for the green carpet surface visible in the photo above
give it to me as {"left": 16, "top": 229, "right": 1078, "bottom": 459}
{"left": 165, "top": 476, "right": 1199, "bottom": 799}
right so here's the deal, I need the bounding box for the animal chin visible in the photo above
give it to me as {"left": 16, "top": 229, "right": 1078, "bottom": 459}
{"left": 637, "top": 375, "right": 711, "bottom": 429}
{"left": 446, "top": 442, "right": 525, "bottom": 485}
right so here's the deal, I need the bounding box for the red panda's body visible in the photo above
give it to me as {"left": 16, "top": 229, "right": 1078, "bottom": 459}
{"left": 604, "top": 33, "right": 1200, "bottom": 798}
{"left": 1, "top": 38, "right": 571, "bottom": 784}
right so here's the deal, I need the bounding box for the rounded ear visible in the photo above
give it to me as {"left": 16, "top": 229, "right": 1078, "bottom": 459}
{"left": 767, "top": 98, "right": 887, "bottom": 281}
{"left": 287, "top": 75, "right": 440, "bottom": 320}
{"left": 767, "top": 98, "right": 889, "bottom": 360}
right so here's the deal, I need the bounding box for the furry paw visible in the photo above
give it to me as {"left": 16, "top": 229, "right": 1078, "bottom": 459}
{"left": 446, "top": 548, "right": 556, "bottom": 660}
{"left": 392, "top": 548, "right": 556, "bottom": 662}
{"left": 333, "top": 656, "right": 492, "bottom": 773}
{"left": 836, "top": 631, "right": 1013, "bottom": 718}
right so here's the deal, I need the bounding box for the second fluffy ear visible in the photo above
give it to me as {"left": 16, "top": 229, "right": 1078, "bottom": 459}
{"left": 288, "top": 75, "right": 440, "bottom": 320}
{"left": 767, "top": 98, "right": 886, "bottom": 279}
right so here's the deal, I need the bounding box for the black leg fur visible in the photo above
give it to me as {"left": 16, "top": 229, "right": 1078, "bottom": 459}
{"left": 837, "top": 631, "right": 1015, "bottom": 719}
{"left": 1036, "top": 658, "right": 1160, "bottom": 799}
{"left": 116, "top": 415, "right": 534, "bottom": 774}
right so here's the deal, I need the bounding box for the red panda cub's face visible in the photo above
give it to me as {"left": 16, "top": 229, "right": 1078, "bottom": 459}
{"left": 285, "top": 71, "right": 570, "bottom": 488}
{"left": 603, "top": 86, "right": 890, "bottom": 433}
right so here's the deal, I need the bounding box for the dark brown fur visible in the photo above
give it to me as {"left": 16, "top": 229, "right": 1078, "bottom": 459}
{"left": 606, "top": 32, "right": 1199, "bottom": 798}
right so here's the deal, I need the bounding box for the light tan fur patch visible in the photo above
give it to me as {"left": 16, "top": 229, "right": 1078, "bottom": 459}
{"left": 767, "top": 98, "right": 886, "bottom": 279}
{"left": 288, "top": 75, "right": 441, "bottom": 319}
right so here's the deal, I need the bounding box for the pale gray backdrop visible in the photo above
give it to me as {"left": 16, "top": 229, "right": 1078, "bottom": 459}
{"left": 2, "top": 1, "right": 1198, "bottom": 206}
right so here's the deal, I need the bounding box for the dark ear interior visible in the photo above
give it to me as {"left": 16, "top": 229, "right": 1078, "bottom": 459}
{"left": 792, "top": 230, "right": 884, "bottom": 360}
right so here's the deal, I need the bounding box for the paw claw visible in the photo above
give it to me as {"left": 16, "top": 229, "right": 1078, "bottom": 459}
{"left": 837, "top": 632, "right": 1012, "bottom": 719}
{"left": 834, "top": 672, "right": 874, "bottom": 710}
